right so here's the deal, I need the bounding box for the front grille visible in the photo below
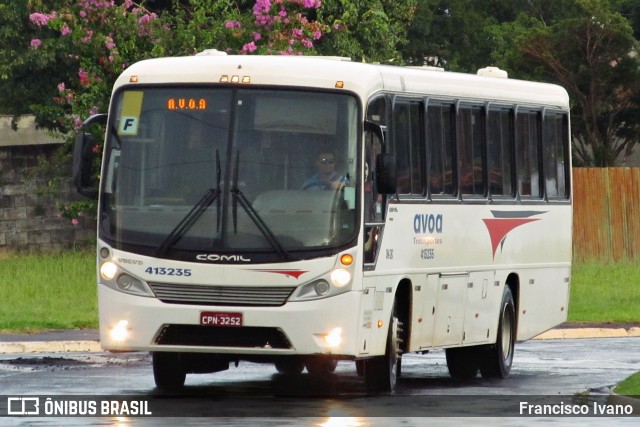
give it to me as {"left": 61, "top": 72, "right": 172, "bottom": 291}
{"left": 148, "top": 283, "right": 296, "bottom": 306}
{"left": 154, "top": 324, "right": 292, "bottom": 349}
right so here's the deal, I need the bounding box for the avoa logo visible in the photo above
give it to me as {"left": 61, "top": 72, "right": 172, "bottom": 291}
{"left": 413, "top": 214, "right": 443, "bottom": 234}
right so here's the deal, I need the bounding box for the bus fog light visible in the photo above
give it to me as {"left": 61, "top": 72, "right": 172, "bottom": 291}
{"left": 324, "top": 327, "right": 342, "bottom": 347}
{"left": 314, "top": 280, "right": 330, "bottom": 296}
{"left": 100, "top": 262, "right": 118, "bottom": 281}
{"left": 330, "top": 269, "right": 351, "bottom": 287}
{"left": 110, "top": 320, "right": 129, "bottom": 342}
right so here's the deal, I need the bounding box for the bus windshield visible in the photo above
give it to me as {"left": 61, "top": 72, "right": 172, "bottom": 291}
{"left": 100, "top": 87, "right": 360, "bottom": 262}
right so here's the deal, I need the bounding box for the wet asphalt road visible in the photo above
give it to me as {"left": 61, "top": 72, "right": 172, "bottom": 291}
{"left": 0, "top": 335, "right": 639, "bottom": 426}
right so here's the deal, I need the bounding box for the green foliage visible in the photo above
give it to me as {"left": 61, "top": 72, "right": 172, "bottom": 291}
{"left": 163, "top": 0, "right": 239, "bottom": 55}
{"left": 317, "top": 0, "right": 416, "bottom": 63}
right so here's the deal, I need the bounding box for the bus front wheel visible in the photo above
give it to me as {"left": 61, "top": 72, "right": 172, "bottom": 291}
{"left": 364, "top": 302, "right": 402, "bottom": 393}
{"left": 479, "top": 286, "right": 516, "bottom": 378}
{"left": 152, "top": 352, "right": 186, "bottom": 391}
{"left": 274, "top": 357, "right": 305, "bottom": 375}
{"left": 305, "top": 357, "right": 338, "bottom": 375}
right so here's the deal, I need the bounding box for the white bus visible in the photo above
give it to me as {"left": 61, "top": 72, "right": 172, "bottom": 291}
{"left": 74, "top": 51, "right": 572, "bottom": 392}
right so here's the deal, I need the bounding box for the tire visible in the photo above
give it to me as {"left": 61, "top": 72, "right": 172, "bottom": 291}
{"left": 305, "top": 357, "right": 338, "bottom": 375}
{"left": 275, "top": 358, "right": 305, "bottom": 375}
{"left": 152, "top": 352, "right": 186, "bottom": 391}
{"left": 445, "top": 347, "right": 479, "bottom": 379}
{"left": 480, "top": 286, "right": 516, "bottom": 379}
{"left": 364, "top": 302, "right": 402, "bottom": 393}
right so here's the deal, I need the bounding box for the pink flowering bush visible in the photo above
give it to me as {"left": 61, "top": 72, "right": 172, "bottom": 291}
{"left": 27, "top": 0, "right": 167, "bottom": 223}
{"left": 226, "top": 0, "right": 330, "bottom": 55}
{"left": 28, "top": 1, "right": 166, "bottom": 134}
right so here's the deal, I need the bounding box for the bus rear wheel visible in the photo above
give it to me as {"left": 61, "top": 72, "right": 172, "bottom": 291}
{"left": 445, "top": 347, "right": 479, "bottom": 379}
{"left": 152, "top": 352, "right": 186, "bottom": 391}
{"left": 480, "top": 286, "right": 516, "bottom": 379}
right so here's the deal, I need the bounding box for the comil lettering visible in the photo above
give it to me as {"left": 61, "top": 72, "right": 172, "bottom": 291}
{"left": 196, "top": 254, "right": 251, "bottom": 262}
{"left": 413, "top": 214, "right": 443, "bottom": 234}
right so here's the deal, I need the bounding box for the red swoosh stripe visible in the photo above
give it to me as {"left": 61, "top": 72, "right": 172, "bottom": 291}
{"left": 252, "top": 269, "right": 308, "bottom": 279}
{"left": 482, "top": 218, "right": 539, "bottom": 257}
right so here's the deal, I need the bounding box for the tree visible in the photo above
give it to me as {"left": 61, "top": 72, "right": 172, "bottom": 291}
{"left": 316, "top": 0, "right": 416, "bottom": 63}
{"left": 401, "top": 0, "right": 525, "bottom": 71}
{"left": 492, "top": 0, "right": 640, "bottom": 166}
{"left": 0, "top": 1, "right": 70, "bottom": 119}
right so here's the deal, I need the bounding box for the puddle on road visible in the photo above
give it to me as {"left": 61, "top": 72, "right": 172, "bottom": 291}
{"left": 0, "top": 353, "right": 150, "bottom": 372}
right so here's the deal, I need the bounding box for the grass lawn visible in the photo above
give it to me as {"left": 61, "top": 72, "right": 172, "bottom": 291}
{"left": 0, "top": 250, "right": 97, "bottom": 332}
{"left": 615, "top": 372, "right": 640, "bottom": 396}
{"left": 568, "top": 260, "right": 640, "bottom": 323}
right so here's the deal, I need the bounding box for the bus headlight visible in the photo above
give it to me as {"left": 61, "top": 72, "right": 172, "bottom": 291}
{"left": 330, "top": 268, "right": 351, "bottom": 287}
{"left": 100, "top": 262, "right": 118, "bottom": 281}
{"left": 99, "top": 261, "right": 154, "bottom": 297}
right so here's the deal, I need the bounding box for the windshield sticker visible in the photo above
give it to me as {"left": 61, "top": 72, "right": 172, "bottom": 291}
{"left": 119, "top": 91, "right": 144, "bottom": 135}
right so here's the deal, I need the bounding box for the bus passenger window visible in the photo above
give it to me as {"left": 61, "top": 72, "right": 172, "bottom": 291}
{"left": 457, "top": 105, "right": 485, "bottom": 196}
{"left": 543, "top": 112, "right": 569, "bottom": 199}
{"left": 516, "top": 110, "right": 542, "bottom": 199}
{"left": 488, "top": 108, "right": 514, "bottom": 197}
{"left": 393, "top": 100, "right": 424, "bottom": 196}
{"left": 427, "top": 103, "right": 455, "bottom": 196}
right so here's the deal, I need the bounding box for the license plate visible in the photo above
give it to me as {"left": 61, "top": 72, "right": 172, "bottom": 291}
{"left": 200, "top": 312, "right": 243, "bottom": 327}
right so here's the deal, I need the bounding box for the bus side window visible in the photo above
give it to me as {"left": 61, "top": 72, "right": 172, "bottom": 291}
{"left": 393, "top": 100, "right": 424, "bottom": 196}
{"left": 364, "top": 131, "right": 383, "bottom": 263}
{"left": 516, "top": 109, "right": 542, "bottom": 199}
{"left": 487, "top": 107, "right": 514, "bottom": 197}
{"left": 543, "top": 112, "right": 569, "bottom": 199}
{"left": 427, "top": 102, "right": 455, "bottom": 197}
{"left": 457, "top": 104, "right": 485, "bottom": 197}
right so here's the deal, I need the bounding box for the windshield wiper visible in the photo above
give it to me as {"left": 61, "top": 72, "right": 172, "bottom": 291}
{"left": 231, "top": 151, "right": 290, "bottom": 260}
{"left": 156, "top": 151, "right": 222, "bottom": 257}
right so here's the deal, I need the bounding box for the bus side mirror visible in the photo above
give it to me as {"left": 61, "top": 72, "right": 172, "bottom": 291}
{"left": 73, "top": 114, "right": 107, "bottom": 198}
{"left": 376, "top": 153, "right": 397, "bottom": 194}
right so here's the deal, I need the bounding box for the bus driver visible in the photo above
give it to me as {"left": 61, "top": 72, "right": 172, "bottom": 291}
{"left": 302, "top": 151, "right": 348, "bottom": 190}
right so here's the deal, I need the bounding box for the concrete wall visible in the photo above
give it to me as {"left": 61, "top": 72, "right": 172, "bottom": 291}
{"left": 0, "top": 116, "right": 95, "bottom": 252}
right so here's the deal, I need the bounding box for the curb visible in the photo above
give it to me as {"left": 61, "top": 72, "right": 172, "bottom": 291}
{"left": 2, "top": 327, "right": 640, "bottom": 354}
{"left": 0, "top": 340, "right": 101, "bottom": 354}
{"left": 534, "top": 327, "right": 640, "bottom": 340}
